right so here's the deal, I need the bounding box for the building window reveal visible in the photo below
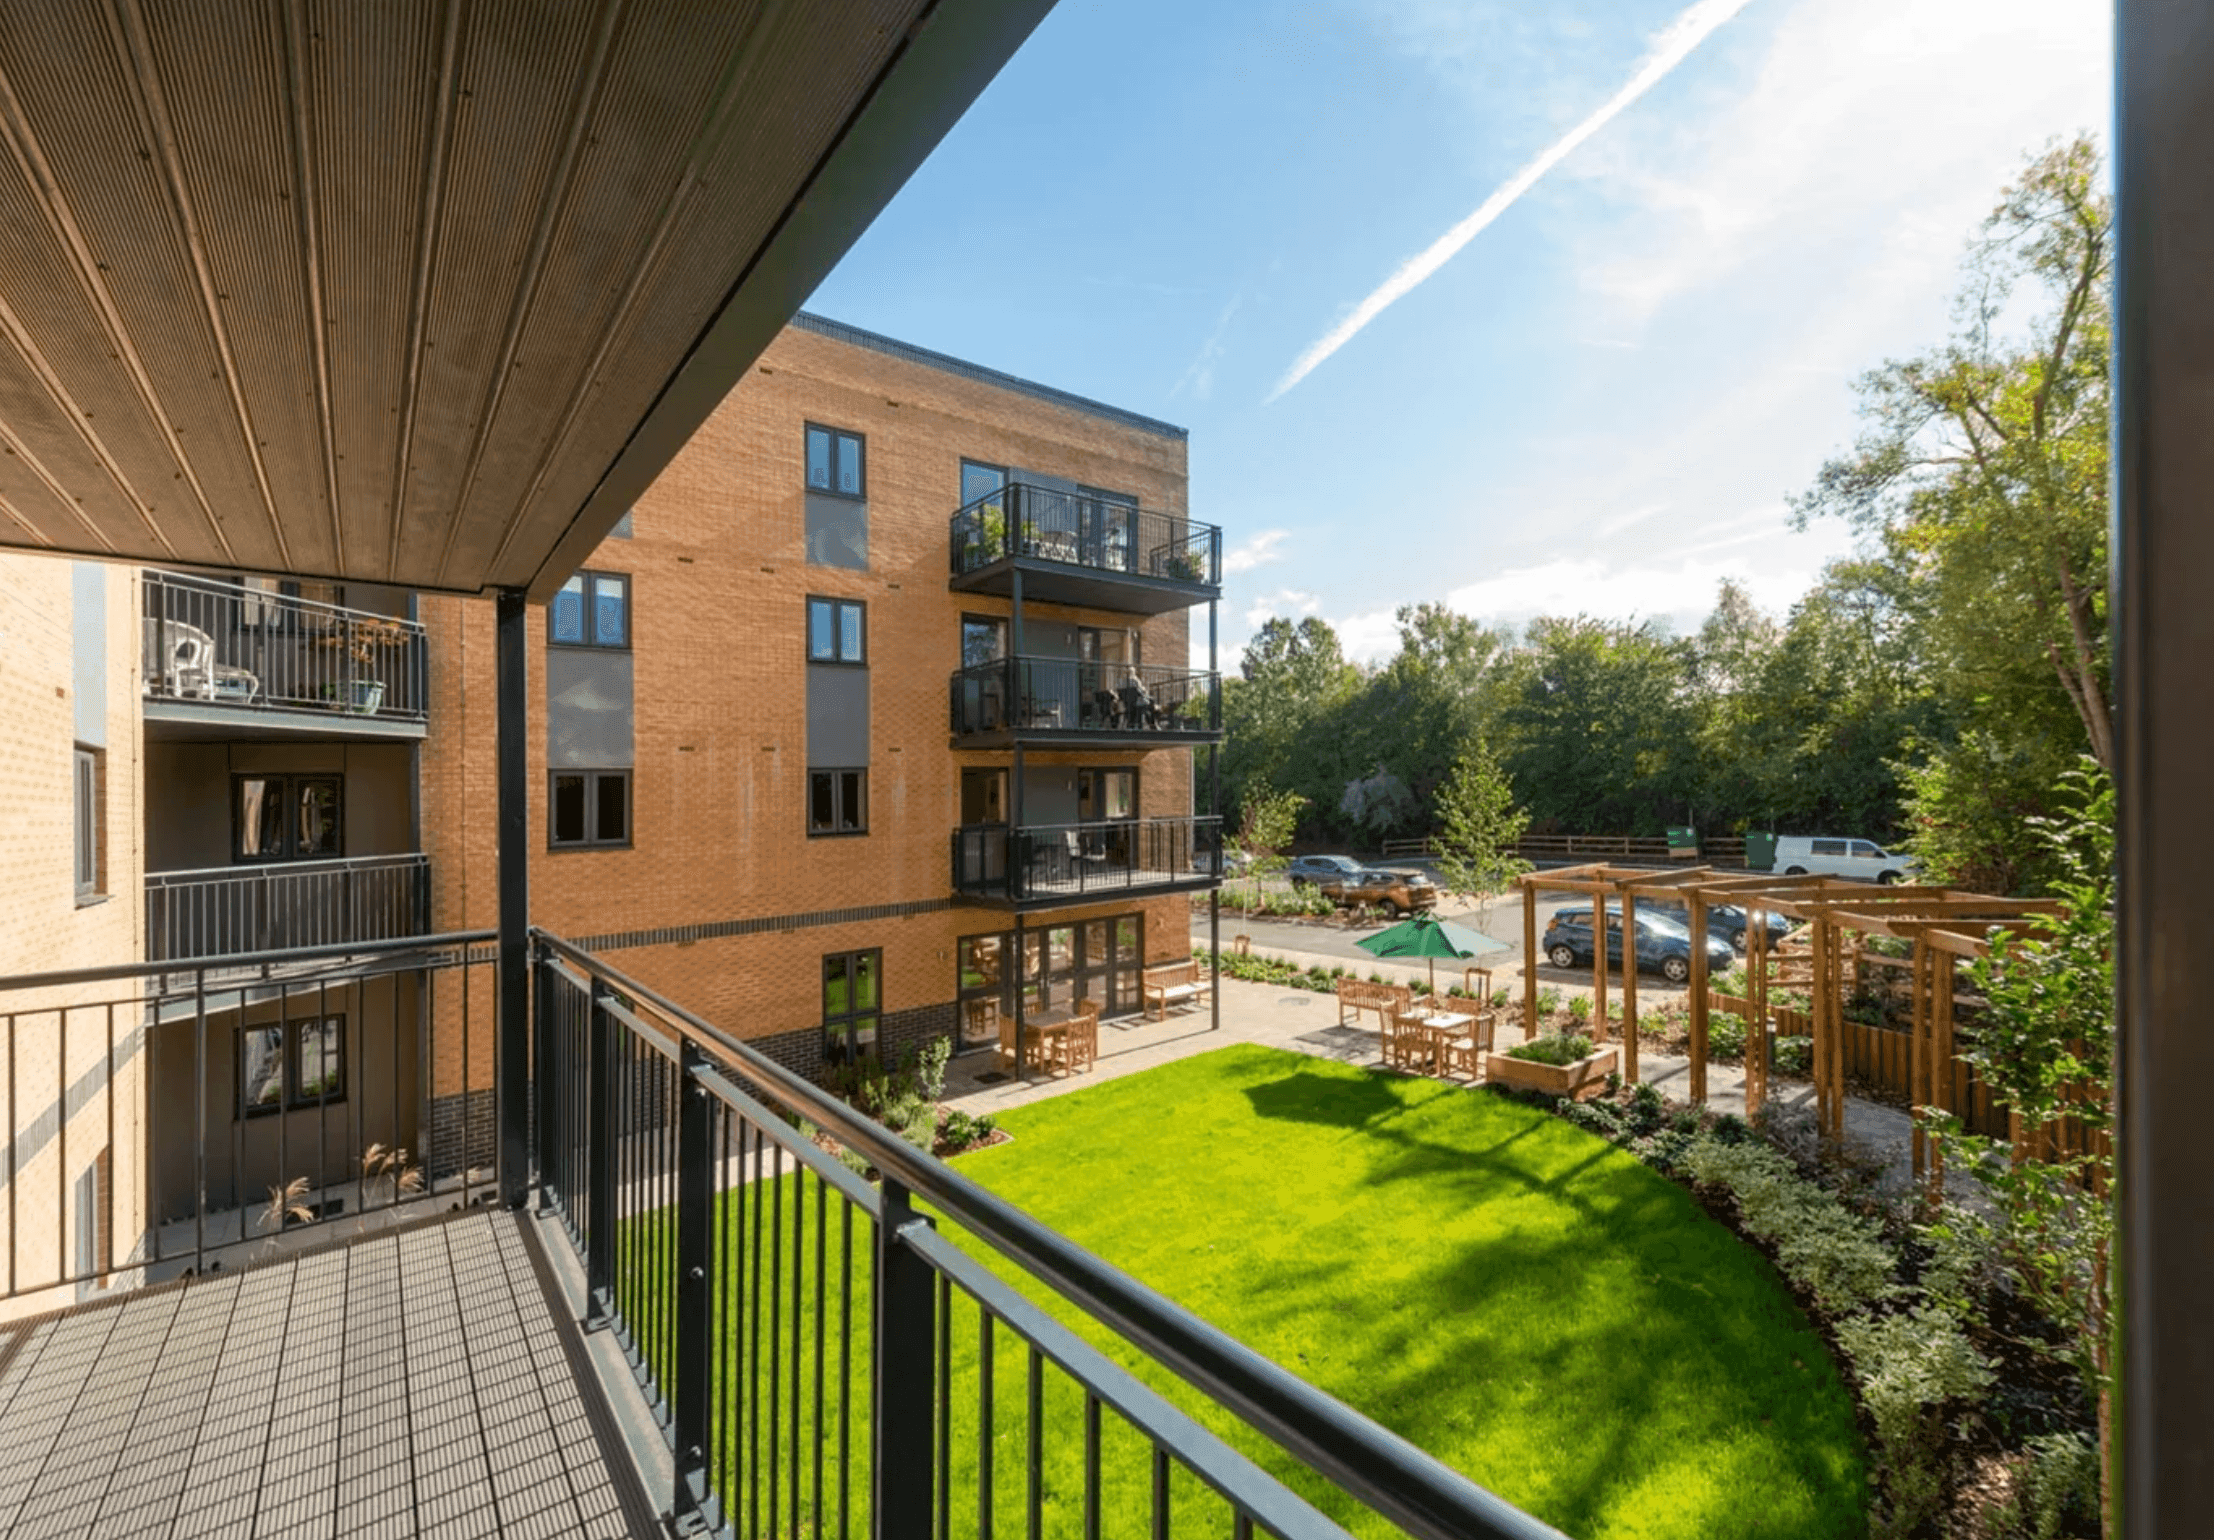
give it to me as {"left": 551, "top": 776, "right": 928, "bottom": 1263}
{"left": 551, "top": 770, "right": 631, "bottom": 848}
{"left": 550, "top": 571, "right": 630, "bottom": 647}
{"left": 235, "top": 775, "right": 343, "bottom": 863}
{"left": 74, "top": 746, "right": 102, "bottom": 897}
{"left": 239, "top": 1016, "right": 346, "bottom": 1118}
{"left": 822, "top": 949, "right": 881, "bottom": 1064}
{"left": 806, "top": 597, "right": 865, "bottom": 664}
{"left": 808, "top": 770, "right": 867, "bottom": 836}
{"left": 806, "top": 425, "right": 865, "bottom": 497}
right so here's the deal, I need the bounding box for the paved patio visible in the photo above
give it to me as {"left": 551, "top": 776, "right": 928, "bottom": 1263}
{"left": 946, "top": 966, "right": 1926, "bottom": 1182}
{"left": 0, "top": 1210, "right": 656, "bottom": 1540}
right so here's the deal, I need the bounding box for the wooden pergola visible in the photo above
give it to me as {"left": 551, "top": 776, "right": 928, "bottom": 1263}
{"left": 1518, "top": 865, "right": 2057, "bottom": 1182}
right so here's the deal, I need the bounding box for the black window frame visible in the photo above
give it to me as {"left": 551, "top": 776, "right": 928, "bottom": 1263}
{"left": 806, "top": 596, "right": 867, "bottom": 665}
{"left": 805, "top": 423, "right": 866, "bottom": 500}
{"left": 960, "top": 612, "right": 1007, "bottom": 667}
{"left": 822, "top": 948, "right": 882, "bottom": 1066}
{"left": 237, "top": 1015, "right": 346, "bottom": 1120}
{"left": 808, "top": 768, "right": 868, "bottom": 838}
{"left": 548, "top": 569, "right": 631, "bottom": 649}
{"left": 1078, "top": 766, "right": 1139, "bottom": 823}
{"left": 232, "top": 773, "right": 345, "bottom": 864}
{"left": 73, "top": 745, "right": 101, "bottom": 899}
{"left": 549, "top": 769, "right": 633, "bottom": 850}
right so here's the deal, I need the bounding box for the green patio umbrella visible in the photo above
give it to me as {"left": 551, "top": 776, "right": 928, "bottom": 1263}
{"left": 1355, "top": 912, "right": 1509, "bottom": 995}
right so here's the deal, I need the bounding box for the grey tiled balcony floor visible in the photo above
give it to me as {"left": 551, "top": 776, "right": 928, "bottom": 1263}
{"left": 0, "top": 1211, "right": 653, "bottom": 1539}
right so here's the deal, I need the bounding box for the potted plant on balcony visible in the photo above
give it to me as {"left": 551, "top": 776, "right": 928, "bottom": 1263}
{"left": 315, "top": 615, "right": 407, "bottom": 714}
{"left": 1162, "top": 548, "right": 1205, "bottom": 582}
{"left": 1485, "top": 1030, "right": 1618, "bottom": 1101}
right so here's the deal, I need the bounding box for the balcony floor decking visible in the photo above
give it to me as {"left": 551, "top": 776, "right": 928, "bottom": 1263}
{"left": 0, "top": 1210, "right": 656, "bottom": 1540}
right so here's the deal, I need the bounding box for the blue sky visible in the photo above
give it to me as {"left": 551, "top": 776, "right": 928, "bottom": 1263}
{"left": 807, "top": 0, "right": 2111, "bottom": 666}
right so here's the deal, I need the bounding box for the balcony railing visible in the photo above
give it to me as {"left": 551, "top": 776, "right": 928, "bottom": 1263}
{"left": 144, "top": 853, "right": 432, "bottom": 965}
{"left": 0, "top": 922, "right": 1559, "bottom": 1537}
{"left": 141, "top": 569, "right": 428, "bottom": 723}
{"left": 951, "top": 481, "right": 1221, "bottom": 587}
{"left": 951, "top": 655, "right": 1221, "bottom": 738}
{"left": 533, "top": 930, "right": 1561, "bottom": 1540}
{"left": 953, "top": 814, "right": 1224, "bottom": 904}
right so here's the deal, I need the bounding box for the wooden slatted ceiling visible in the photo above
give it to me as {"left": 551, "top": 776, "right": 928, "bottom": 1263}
{"left": 0, "top": 0, "right": 1040, "bottom": 597}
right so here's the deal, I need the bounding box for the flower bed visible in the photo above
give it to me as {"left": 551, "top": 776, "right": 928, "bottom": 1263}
{"left": 1488, "top": 1034, "right": 1617, "bottom": 1100}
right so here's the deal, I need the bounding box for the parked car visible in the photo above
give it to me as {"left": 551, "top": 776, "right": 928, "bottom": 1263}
{"left": 1286, "top": 854, "right": 1366, "bottom": 889}
{"left": 1771, "top": 835, "right": 1916, "bottom": 885}
{"left": 1634, "top": 896, "right": 1791, "bottom": 952}
{"left": 1541, "top": 906, "right": 1735, "bottom": 984}
{"left": 1324, "top": 867, "right": 1439, "bottom": 916}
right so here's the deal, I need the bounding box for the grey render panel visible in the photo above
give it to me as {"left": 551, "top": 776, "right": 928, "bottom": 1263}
{"left": 804, "top": 492, "right": 868, "bottom": 570}
{"left": 548, "top": 649, "right": 635, "bottom": 769}
{"left": 806, "top": 665, "right": 869, "bottom": 767}
{"left": 1023, "top": 766, "right": 1079, "bottom": 825}
{"left": 71, "top": 562, "right": 104, "bottom": 746}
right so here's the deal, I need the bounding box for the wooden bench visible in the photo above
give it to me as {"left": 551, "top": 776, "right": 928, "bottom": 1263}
{"left": 1142, "top": 961, "right": 1211, "bottom": 1021}
{"left": 1334, "top": 978, "right": 1411, "bottom": 1031}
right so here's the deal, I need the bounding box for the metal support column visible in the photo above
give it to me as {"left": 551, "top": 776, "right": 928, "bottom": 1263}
{"left": 673, "top": 1042, "right": 714, "bottom": 1529}
{"left": 1012, "top": 911, "right": 1028, "bottom": 1079}
{"left": 1210, "top": 599, "right": 1222, "bottom": 1032}
{"left": 2117, "top": 7, "right": 2214, "bottom": 1528}
{"left": 495, "top": 587, "right": 531, "bottom": 1206}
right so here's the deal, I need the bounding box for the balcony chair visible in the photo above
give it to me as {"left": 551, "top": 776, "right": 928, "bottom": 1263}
{"left": 1060, "top": 999, "right": 1101, "bottom": 1074}
{"left": 1090, "top": 689, "right": 1123, "bottom": 730}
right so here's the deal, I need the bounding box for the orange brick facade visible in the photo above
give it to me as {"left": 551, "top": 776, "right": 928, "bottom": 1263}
{"left": 420, "top": 320, "right": 1215, "bottom": 1077}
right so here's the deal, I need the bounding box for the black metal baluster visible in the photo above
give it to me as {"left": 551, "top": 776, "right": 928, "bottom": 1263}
{"left": 874, "top": 1179, "right": 935, "bottom": 1540}
{"left": 770, "top": 1132, "right": 783, "bottom": 1540}
{"left": 750, "top": 1116, "right": 765, "bottom": 1538}
{"left": 673, "top": 1042, "right": 711, "bottom": 1528}
{"left": 937, "top": 1275, "right": 951, "bottom": 1540}
{"left": 1153, "top": 1444, "right": 1171, "bottom": 1540}
{"left": 1027, "top": 1346, "right": 1044, "bottom": 1540}
{"left": 790, "top": 1158, "right": 803, "bottom": 1540}
{"left": 978, "top": 1312, "right": 994, "bottom": 1540}
{"left": 816, "top": 1174, "right": 828, "bottom": 1537}
{"left": 587, "top": 976, "right": 614, "bottom": 1319}
{"left": 839, "top": 1196, "right": 852, "bottom": 1540}
{"left": 1083, "top": 1395, "right": 1101, "bottom": 1540}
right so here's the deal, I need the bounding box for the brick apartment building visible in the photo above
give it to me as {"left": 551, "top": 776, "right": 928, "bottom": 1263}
{"left": 423, "top": 312, "right": 1224, "bottom": 1081}
{"left": 0, "top": 314, "right": 1222, "bottom": 1303}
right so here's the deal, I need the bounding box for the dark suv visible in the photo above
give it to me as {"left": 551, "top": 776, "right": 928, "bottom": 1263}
{"left": 1541, "top": 906, "right": 1736, "bottom": 984}
{"left": 1634, "top": 897, "right": 1791, "bottom": 952}
{"left": 1286, "top": 854, "right": 1365, "bottom": 888}
{"left": 1285, "top": 854, "right": 1437, "bottom": 915}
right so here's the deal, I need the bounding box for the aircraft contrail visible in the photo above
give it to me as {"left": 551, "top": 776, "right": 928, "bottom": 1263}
{"left": 1267, "top": 0, "right": 1761, "bottom": 402}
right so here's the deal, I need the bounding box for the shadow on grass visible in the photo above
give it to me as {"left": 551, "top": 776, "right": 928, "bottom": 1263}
{"left": 1241, "top": 1068, "right": 1406, "bottom": 1130}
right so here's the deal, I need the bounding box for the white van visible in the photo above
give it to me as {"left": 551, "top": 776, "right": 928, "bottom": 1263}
{"left": 1771, "top": 836, "right": 1915, "bottom": 885}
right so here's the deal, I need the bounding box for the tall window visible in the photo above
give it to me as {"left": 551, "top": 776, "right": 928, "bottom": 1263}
{"left": 961, "top": 614, "right": 1006, "bottom": 667}
{"left": 807, "top": 597, "right": 865, "bottom": 664}
{"left": 808, "top": 770, "right": 866, "bottom": 836}
{"left": 550, "top": 571, "right": 629, "bottom": 647}
{"left": 73, "top": 747, "right": 101, "bottom": 898}
{"left": 806, "top": 424, "right": 865, "bottom": 497}
{"left": 239, "top": 1017, "right": 345, "bottom": 1118}
{"left": 551, "top": 770, "right": 630, "bottom": 848}
{"left": 235, "top": 775, "right": 342, "bottom": 863}
{"left": 961, "top": 460, "right": 1006, "bottom": 510}
{"left": 1079, "top": 768, "right": 1137, "bottom": 821}
{"left": 822, "top": 950, "right": 881, "bottom": 1065}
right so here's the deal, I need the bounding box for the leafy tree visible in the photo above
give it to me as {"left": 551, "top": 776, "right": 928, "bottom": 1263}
{"left": 1348, "top": 603, "right": 1503, "bottom": 815}
{"left": 1493, "top": 616, "right": 1701, "bottom": 834}
{"left": 1221, "top": 617, "right": 1358, "bottom": 836}
{"left": 1794, "top": 136, "right": 2111, "bottom": 772}
{"left": 1431, "top": 740, "right": 1531, "bottom": 918}
{"left": 1230, "top": 779, "right": 1307, "bottom": 921}
{"left": 1928, "top": 761, "right": 2114, "bottom": 1531}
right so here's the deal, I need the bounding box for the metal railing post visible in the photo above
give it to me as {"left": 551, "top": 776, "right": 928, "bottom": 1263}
{"left": 495, "top": 587, "right": 531, "bottom": 1205}
{"left": 586, "top": 973, "right": 617, "bottom": 1322}
{"left": 673, "top": 1039, "right": 716, "bottom": 1530}
{"left": 873, "top": 1177, "right": 937, "bottom": 1540}
{"left": 532, "top": 939, "right": 557, "bottom": 1212}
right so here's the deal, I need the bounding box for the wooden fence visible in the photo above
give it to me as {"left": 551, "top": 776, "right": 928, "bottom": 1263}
{"left": 1380, "top": 834, "right": 1752, "bottom": 867}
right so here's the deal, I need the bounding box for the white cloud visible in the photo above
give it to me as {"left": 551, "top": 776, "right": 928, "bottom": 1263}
{"left": 1242, "top": 587, "right": 1320, "bottom": 631}
{"left": 1268, "top": 0, "right": 1760, "bottom": 401}
{"left": 1570, "top": 0, "right": 2110, "bottom": 328}
{"left": 1223, "top": 528, "right": 1290, "bottom": 575}
{"left": 1440, "top": 543, "right": 1850, "bottom": 636}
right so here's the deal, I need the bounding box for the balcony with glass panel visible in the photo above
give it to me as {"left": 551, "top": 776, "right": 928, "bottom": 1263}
{"left": 948, "top": 480, "right": 1221, "bottom": 614}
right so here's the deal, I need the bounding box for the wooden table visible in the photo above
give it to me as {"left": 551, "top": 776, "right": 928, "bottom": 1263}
{"left": 1418, "top": 1013, "right": 1475, "bottom": 1076}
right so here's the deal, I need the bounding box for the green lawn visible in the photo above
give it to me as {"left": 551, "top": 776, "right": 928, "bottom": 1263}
{"left": 953, "top": 1045, "right": 1867, "bottom": 1540}
{"left": 629, "top": 1045, "right": 1866, "bottom": 1540}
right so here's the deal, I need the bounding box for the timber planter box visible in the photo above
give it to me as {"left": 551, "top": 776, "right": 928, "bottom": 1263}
{"left": 1486, "top": 1045, "right": 1620, "bottom": 1101}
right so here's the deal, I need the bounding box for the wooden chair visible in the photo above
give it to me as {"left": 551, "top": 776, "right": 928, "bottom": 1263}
{"left": 1383, "top": 1010, "right": 1433, "bottom": 1072}
{"left": 1440, "top": 1010, "right": 1496, "bottom": 1079}
{"left": 1063, "top": 999, "right": 1101, "bottom": 1074}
